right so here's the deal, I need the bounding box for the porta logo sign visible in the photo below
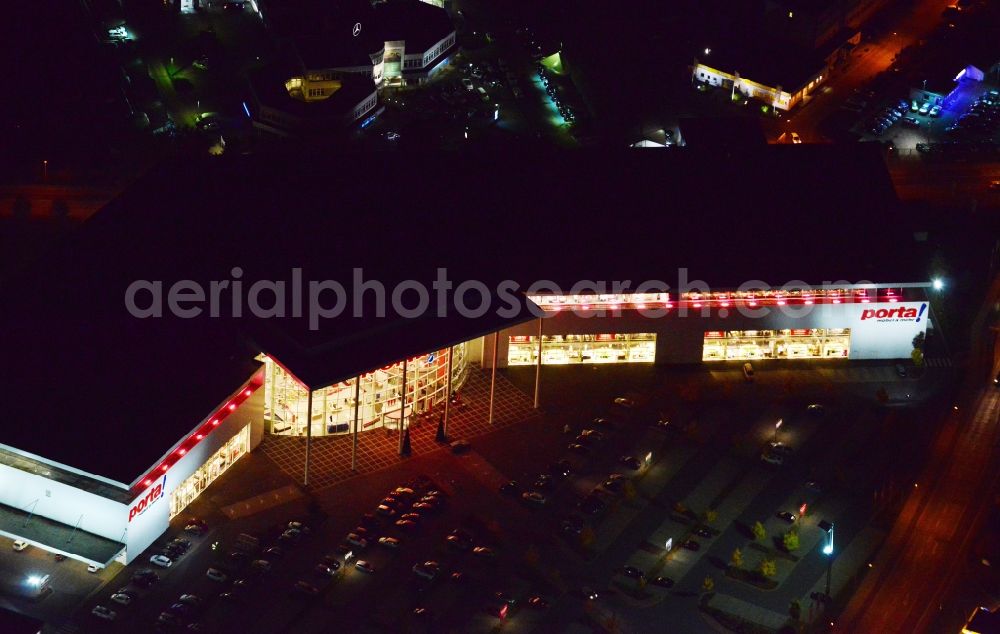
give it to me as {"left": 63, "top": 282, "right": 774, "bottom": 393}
{"left": 129, "top": 475, "right": 167, "bottom": 523}
{"left": 860, "top": 303, "right": 926, "bottom": 323}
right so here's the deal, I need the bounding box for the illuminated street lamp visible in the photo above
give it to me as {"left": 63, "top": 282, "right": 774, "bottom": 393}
{"left": 774, "top": 418, "right": 783, "bottom": 443}
{"left": 932, "top": 278, "right": 944, "bottom": 291}
{"left": 819, "top": 520, "right": 834, "bottom": 598}
{"left": 494, "top": 105, "right": 499, "bottom": 121}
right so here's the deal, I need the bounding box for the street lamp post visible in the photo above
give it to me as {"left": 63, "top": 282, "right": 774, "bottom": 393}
{"left": 819, "top": 520, "right": 834, "bottom": 598}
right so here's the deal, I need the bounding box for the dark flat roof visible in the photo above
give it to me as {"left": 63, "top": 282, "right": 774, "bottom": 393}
{"left": 0, "top": 144, "right": 923, "bottom": 485}
{"left": 375, "top": 0, "right": 454, "bottom": 53}
{"left": 0, "top": 503, "right": 124, "bottom": 566}
{"left": 0, "top": 607, "right": 43, "bottom": 634}
{"left": 678, "top": 116, "right": 767, "bottom": 148}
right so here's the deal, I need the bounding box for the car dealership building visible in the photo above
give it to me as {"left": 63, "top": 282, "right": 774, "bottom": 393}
{"left": 0, "top": 147, "right": 935, "bottom": 567}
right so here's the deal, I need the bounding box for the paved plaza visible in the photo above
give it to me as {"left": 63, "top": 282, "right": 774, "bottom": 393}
{"left": 259, "top": 365, "right": 540, "bottom": 490}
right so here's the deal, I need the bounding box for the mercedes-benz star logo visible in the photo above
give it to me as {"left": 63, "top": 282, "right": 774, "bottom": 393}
{"left": 353, "top": 22, "right": 361, "bottom": 37}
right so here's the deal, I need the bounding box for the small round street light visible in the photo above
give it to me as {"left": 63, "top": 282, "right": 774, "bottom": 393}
{"left": 932, "top": 278, "right": 944, "bottom": 291}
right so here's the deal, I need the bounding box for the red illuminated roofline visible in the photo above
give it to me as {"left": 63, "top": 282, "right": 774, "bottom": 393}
{"left": 132, "top": 369, "right": 264, "bottom": 493}
{"left": 533, "top": 296, "right": 916, "bottom": 311}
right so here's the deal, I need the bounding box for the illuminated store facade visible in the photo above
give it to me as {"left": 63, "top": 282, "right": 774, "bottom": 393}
{"left": 491, "top": 286, "right": 929, "bottom": 367}
{"left": 262, "top": 342, "right": 469, "bottom": 436}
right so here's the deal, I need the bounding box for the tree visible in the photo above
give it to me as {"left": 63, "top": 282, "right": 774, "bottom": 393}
{"left": 789, "top": 599, "right": 802, "bottom": 622}
{"left": 912, "top": 331, "right": 925, "bottom": 351}
{"left": 704, "top": 509, "right": 718, "bottom": 525}
{"left": 911, "top": 347, "right": 924, "bottom": 367}
{"left": 782, "top": 529, "right": 800, "bottom": 552}
{"left": 702, "top": 575, "right": 715, "bottom": 593}
{"left": 730, "top": 547, "right": 744, "bottom": 569}
{"left": 759, "top": 559, "right": 777, "bottom": 578}
{"left": 752, "top": 521, "right": 767, "bottom": 543}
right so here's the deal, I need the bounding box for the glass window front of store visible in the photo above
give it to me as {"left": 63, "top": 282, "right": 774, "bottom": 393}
{"left": 262, "top": 343, "right": 469, "bottom": 437}
{"left": 169, "top": 424, "right": 250, "bottom": 519}
{"left": 508, "top": 334, "right": 656, "bottom": 366}
{"left": 702, "top": 329, "right": 851, "bottom": 361}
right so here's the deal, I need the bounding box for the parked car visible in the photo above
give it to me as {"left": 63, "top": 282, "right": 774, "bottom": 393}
{"left": 613, "top": 396, "right": 635, "bottom": 407}
{"left": 651, "top": 576, "right": 675, "bottom": 588}
{"left": 567, "top": 443, "right": 589, "bottom": 455}
{"left": 110, "top": 592, "right": 133, "bottom": 606}
{"left": 355, "top": 560, "right": 376, "bottom": 574}
{"left": 622, "top": 566, "right": 646, "bottom": 580}
{"left": 528, "top": 595, "right": 550, "bottom": 609}
{"left": 91, "top": 605, "right": 117, "bottom": 621}
{"left": 761, "top": 452, "right": 784, "bottom": 465}
{"left": 776, "top": 511, "right": 797, "bottom": 523}
{"left": 12, "top": 539, "right": 28, "bottom": 551}
{"left": 413, "top": 561, "right": 440, "bottom": 580}
{"left": 620, "top": 455, "right": 642, "bottom": 470}
{"left": 378, "top": 536, "right": 401, "bottom": 549}
{"left": 150, "top": 554, "right": 173, "bottom": 568}
{"left": 768, "top": 442, "right": 793, "bottom": 456}
{"left": 346, "top": 533, "right": 368, "bottom": 548}
{"left": 206, "top": 568, "right": 227, "bottom": 582}
{"left": 293, "top": 580, "right": 319, "bottom": 596}
{"left": 522, "top": 491, "right": 547, "bottom": 506}
{"left": 500, "top": 481, "right": 521, "bottom": 496}
{"left": 681, "top": 540, "right": 700, "bottom": 551}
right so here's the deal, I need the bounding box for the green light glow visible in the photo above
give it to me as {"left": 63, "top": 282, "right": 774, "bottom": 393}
{"left": 540, "top": 51, "right": 565, "bottom": 76}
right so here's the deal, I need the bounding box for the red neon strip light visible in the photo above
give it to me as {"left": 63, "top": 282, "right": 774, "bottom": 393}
{"left": 133, "top": 372, "right": 263, "bottom": 493}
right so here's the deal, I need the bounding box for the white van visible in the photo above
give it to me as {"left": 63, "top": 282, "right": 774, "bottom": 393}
{"left": 12, "top": 539, "right": 29, "bottom": 551}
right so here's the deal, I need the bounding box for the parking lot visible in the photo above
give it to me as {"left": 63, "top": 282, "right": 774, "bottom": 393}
{"left": 1, "top": 356, "right": 957, "bottom": 633}
{"left": 855, "top": 83, "right": 1000, "bottom": 154}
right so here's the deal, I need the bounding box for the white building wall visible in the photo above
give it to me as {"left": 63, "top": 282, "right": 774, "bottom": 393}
{"left": 124, "top": 382, "right": 264, "bottom": 563}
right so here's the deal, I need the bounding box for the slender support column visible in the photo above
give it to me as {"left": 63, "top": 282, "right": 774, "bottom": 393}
{"left": 488, "top": 333, "right": 498, "bottom": 425}
{"left": 351, "top": 376, "right": 361, "bottom": 472}
{"left": 533, "top": 318, "right": 543, "bottom": 408}
{"left": 398, "top": 359, "right": 408, "bottom": 455}
{"left": 304, "top": 388, "right": 313, "bottom": 486}
{"left": 444, "top": 345, "right": 453, "bottom": 437}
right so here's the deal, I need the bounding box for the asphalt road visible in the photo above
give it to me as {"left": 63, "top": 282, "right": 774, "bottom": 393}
{"left": 838, "top": 276, "right": 1000, "bottom": 633}
{"left": 774, "top": 0, "right": 953, "bottom": 143}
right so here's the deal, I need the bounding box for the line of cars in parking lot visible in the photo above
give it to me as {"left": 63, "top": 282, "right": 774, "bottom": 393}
{"left": 866, "top": 99, "right": 937, "bottom": 136}
{"left": 943, "top": 89, "right": 1000, "bottom": 139}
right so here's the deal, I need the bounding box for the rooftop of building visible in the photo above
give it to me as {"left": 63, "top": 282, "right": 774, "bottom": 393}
{"left": 0, "top": 144, "right": 926, "bottom": 487}
{"left": 696, "top": 38, "right": 827, "bottom": 91}
{"left": 0, "top": 606, "right": 43, "bottom": 634}
{"left": 374, "top": 0, "right": 455, "bottom": 53}
{"left": 249, "top": 63, "right": 377, "bottom": 119}
{"left": 678, "top": 116, "right": 768, "bottom": 148}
